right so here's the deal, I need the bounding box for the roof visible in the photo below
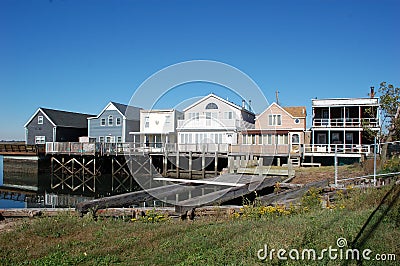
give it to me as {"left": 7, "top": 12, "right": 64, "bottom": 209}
{"left": 88, "top": 101, "right": 141, "bottom": 120}
{"left": 283, "top": 106, "right": 307, "bottom": 118}
{"left": 183, "top": 93, "right": 255, "bottom": 115}
{"left": 110, "top": 101, "right": 128, "bottom": 114}
{"left": 25, "top": 108, "right": 95, "bottom": 128}
{"left": 256, "top": 102, "right": 306, "bottom": 120}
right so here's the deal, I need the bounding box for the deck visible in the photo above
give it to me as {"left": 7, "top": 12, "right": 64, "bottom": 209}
{"left": 0, "top": 144, "right": 43, "bottom": 156}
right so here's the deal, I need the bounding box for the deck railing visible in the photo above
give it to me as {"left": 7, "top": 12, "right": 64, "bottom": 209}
{"left": 229, "top": 144, "right": 290, "bottom": 155}
{"left": 303, "top": 144, "right": 371, "bottom": 155}
{"left": 313, "top": 117, "right": 378, "bottom": 128}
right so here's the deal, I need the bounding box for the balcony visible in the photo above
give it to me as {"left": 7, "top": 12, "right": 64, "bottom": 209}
{"left": 313, "top": 118, "right": 378, "bottom": 128}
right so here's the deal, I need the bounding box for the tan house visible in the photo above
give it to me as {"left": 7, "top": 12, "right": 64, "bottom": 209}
{"left": 231, "top": 102, "right": 307, "bottom": 165}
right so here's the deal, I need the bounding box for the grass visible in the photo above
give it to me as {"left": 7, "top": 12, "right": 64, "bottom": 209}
{"left": 0, "top": 186, "right": 399, "bottom": 265}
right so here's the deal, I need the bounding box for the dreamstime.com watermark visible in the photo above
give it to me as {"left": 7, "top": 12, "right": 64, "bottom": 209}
{"left": 257, "top": 238, "right": 396, "bottom": 262}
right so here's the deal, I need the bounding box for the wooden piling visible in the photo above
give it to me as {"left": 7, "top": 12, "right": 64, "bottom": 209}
{"left": 189, "top": 151, "right": 193, "bottom": 179}
{"left": 176, "top": 151, "right": 180, "bottom": 178}
{"left": 214, "top": 151, "right": 218, "bottom": 176}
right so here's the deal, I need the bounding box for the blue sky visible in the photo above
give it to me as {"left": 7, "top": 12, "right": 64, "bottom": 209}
{"left": 0, "top": 0, "right": 399, "bottom": 140}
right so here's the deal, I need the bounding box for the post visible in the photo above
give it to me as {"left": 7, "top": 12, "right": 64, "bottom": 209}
{"left": 373, "top": 136, "right": 377, "bottom": 186}
{"left": 176, "top": 151, "right": 180, "bottom": 178}
{"left": 111, "top": 157, "right": 114, "bottom": 191}
{"left": 228, "top": 156, "right": 234, "bottom": 173}
{"left": 334, "top": 145, "right": 338, "bottom": 187}
{"left": 202, "top": 152, "right": 206, "bottom": 179}
{"left": 189, "top": 151, "right": 193, "bottom": 179}
{"left": 214, "top": 151, "right": 218, "bottom": 176}
{"left": 149, "top": 155, "right": 153, "bottom": 177}
{"left": 163, "top": 151, "right": 168, "bottom": 176}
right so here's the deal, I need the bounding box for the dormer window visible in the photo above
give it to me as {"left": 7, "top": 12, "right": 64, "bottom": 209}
{"left": 206, "top": 102, "right": 218, "bottom": 109}
{"left": 108, "top": 115, "right": 113, "bottom": 126}
{"left": 38, "top": 116, "right": 43, "bottom": 125}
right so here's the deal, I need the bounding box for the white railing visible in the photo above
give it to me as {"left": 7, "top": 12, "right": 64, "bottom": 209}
{"left": 313, "top": 118, "right": 378, "bottom": 128}
{"left": 165, "top": 143, "right": 230, "bottom": 153}
{"left": 303, "top": 144, "right": 371, "bottom": 155}
{"left": 229, "top": 144, "right": 290, "bottom": 155}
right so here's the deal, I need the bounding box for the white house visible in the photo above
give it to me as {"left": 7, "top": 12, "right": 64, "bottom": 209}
{"left": 130, "top": 109, "right": 183, "bottom": 151}
{"left": 176, "top": 93, "right": 255, "bottom": 152}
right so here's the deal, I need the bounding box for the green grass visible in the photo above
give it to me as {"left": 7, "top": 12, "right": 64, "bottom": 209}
{"left": 0, "top": 186, "right": 399, "bottom": 265}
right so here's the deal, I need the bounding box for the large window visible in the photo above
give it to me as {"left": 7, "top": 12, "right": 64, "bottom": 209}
{"left": 188, "top": 112, "right": 199, "bottom": 120}
{"left": 35, "top": 136, "right": 45, "bottom": 144}
{"left": 38, "top": 116, "right": 43, "bottom": 125}
{"left": 108, "top": 115, "right": 113, "bottom": 126}
{"left": 268, "top": 114, "right": 282, "bottom": 126}
{"left": 116, "top": 117, "right": 121, "bottom": 126}
{"left": 243, "top": 134, "right": 256, "bottom": 145}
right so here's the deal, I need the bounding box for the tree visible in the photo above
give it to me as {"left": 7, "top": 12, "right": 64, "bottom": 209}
{"left": 377, "top": 82, "right": 400, "bottom": 165}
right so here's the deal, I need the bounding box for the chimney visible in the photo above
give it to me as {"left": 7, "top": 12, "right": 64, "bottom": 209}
{"left": 370, "top": 86, "right": 375, "bottom": 98}
{"left": 242, "top": 99, "right": 245, "bottom": 109}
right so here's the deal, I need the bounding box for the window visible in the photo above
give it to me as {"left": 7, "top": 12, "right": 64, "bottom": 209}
{"left": 165, "top": 115, "right": 171, "bottom": 123}
{"left": 117, "top": 136, "right": 122, "bottom": 143}
{"left": 38, "top": 116, "right": 43, "bottom": 125}
{"left": 108, "top": 115, "right": 113, "bottom": 126}
{"left": 188, "top": 112, "right": 199, "bottom": 120}
{"left": 106, "top": 136, "right": 114, "bottom": 143}
{"left": 35, "top": 136, "right": 45, "bottom": 144}
{"left": 262, "top": 134, "right": 273, "bottom": 145}
{"left": 276, "top": 134, "right": 288, "bottom": 144}
{"left": 101, "top": 118, "right": 106, "bottom": 126}
{"left": 145, "top": 116, "right": 149, "bottom": 128}
{"left": 269, "top": 114, "right": 282, "bottom": 126}
{"left": 206, "top": 112, "right": 211, "bottom": 126}
{"left": 116, "top": 117, "right": 121, "bottom": 126}
{"left": 206, "top": 102, "right": 218, "bottom": 109}
{"left": 99, "top": 136, "right": 105, "bottom": 142}
{"left": 294, "top": 118, "right": 300, "bottom": 124}
{"left": 292, "top": 134, "right": 300, "bottom": 144}
{"left": 224, "top": 111, "right": 233, "bottom": 119}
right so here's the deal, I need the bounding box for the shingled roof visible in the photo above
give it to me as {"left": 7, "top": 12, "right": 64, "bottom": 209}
{"left": 283, "top": 106, "right": 307, "bottom": 118}
{"left": 40, "top": 108, "right": 95, "bottom": 128}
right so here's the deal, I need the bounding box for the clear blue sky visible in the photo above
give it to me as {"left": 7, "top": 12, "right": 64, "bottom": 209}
{"left": 0, "top": 0, "right": 398, "bottom": 140}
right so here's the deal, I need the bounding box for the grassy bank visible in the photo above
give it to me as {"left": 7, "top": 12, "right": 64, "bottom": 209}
{"left": 0, "top": 186, "right": 399, "bottom": 265}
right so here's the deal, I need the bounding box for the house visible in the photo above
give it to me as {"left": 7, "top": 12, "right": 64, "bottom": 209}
{"left": 88, "top": 102, "right": 141, "bottom": 143}
{"left": 176, "top": 93, "right": 255, "bottom": 152}
{"left": 231, "top": 102, "right": 307, "bottom": 166}
{"left": 129, "top": 109, "right": 183, "bottom": 151}
{"left": 304, "top": 95, "right": 380, "bottom": 163}
{"left": 25, "top": 108, "right": 95, "bottom": 145}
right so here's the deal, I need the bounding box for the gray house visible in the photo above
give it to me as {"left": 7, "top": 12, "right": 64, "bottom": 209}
{"left": 88, "top": 102, "right": 141, "bottom": 143}
{"left": 25, "top": 108, "right": 95, "bottom": 145}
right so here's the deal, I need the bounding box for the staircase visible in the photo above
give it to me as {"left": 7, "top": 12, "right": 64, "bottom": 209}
{"left": 289, "top": 157, "right": 301, "bottom": 167}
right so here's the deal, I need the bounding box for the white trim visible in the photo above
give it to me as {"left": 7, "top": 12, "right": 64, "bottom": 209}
{"left": 24, "top": 108, "right": 56, "bottom": 128}
{"left": 52, "top": 127, "right": 56, "bottom": 141}
{"left": 87, "top": 102, "right": 126, "bottom": 120}
{"left": 122, "top": 117, "right": 126, "bottom": 142}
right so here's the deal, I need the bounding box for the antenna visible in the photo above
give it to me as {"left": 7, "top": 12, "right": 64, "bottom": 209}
{"left": 275, "top": 90, "right": 280, "bottom": 105}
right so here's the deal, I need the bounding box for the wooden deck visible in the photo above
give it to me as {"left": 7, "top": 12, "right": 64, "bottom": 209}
{"left": 0, "top": 144, "right": 43, "bottom": 156}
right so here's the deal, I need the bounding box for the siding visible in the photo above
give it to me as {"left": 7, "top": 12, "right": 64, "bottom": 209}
{"left": 88, "top": 110, "right": 124, "bottom": 141}
{"left": 256, "top": 104, "right": 306, "bottom": 130}
{"left": 26, "top": 110, "right": 54, "bottom": 145}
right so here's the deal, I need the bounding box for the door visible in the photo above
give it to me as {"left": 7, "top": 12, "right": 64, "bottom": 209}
{"left": 290, "top": 133, "right": 300, "bottom": 153}
{"left": 322, "top": 109, "right": 329, "bottom": 125}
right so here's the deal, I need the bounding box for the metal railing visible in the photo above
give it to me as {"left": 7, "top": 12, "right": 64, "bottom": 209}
{"left": 313, "top": 117, "right": 378, "bottom": 127}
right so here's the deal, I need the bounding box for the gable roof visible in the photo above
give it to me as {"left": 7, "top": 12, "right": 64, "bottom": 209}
{"left": 256, "top": 102, "right": 306, "bottom": 120}
{"left": 88, "top": 101, "right": 142, "bottom": 120}
{"left": 283, "top": 106, "right": 306, "bottom": 118}
{"left": 183, "top": 93, "right": 254, "bottom": 115}
{"left": 25, "top": 108, "right": 95, "bottom": 128}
